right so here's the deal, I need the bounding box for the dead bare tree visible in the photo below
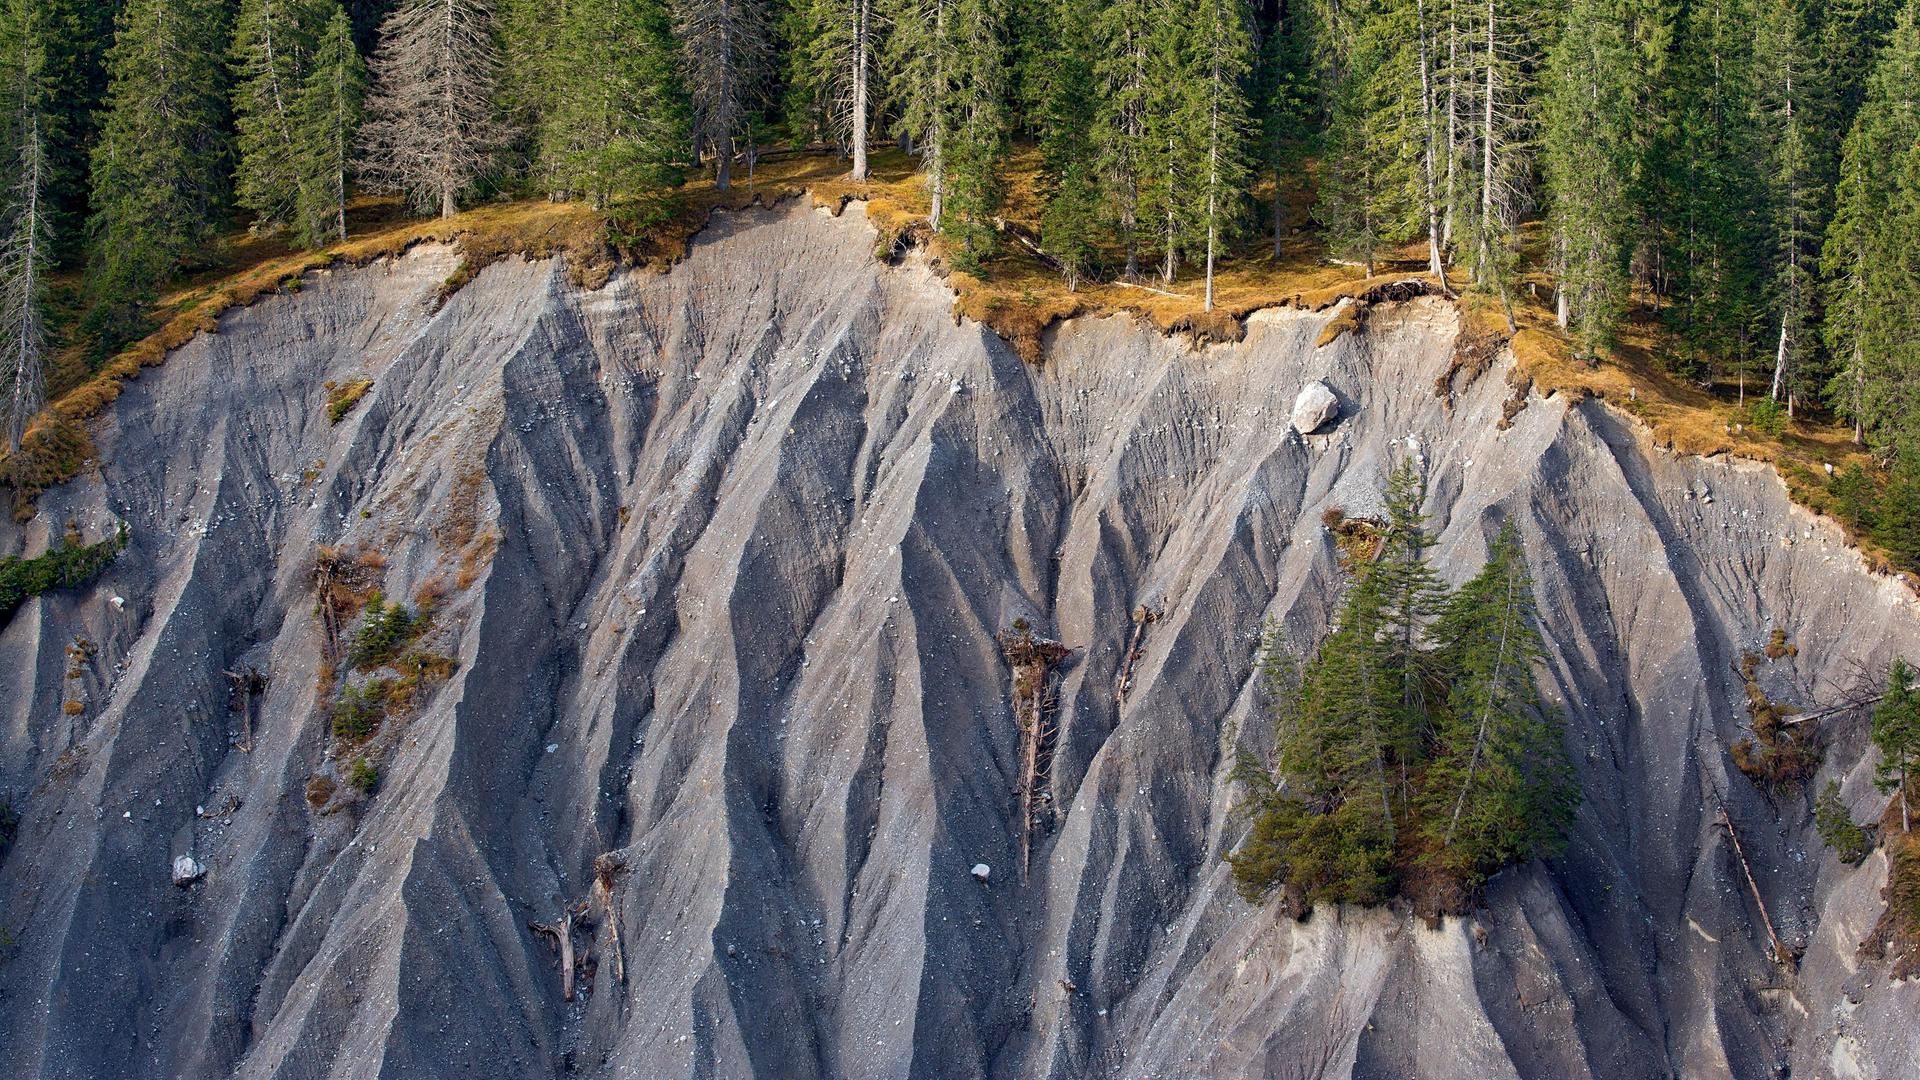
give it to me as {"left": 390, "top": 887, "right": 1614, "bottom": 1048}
{"left": 358, "top": 0, "right": 508, "bottom": 218}
{"left": 1113, "top": 606, "right": 1158, "bottom": 706}
{"left": 673, "top": 0, "right": 771, "bottom": 191}
{"left": 591, "top": 853, "right": 627, "bottom": 986}
{"left": 530, "top": 899, "right": 588, "bottom": 1001}
{"left": 1000, "top": 620, "right": 1072, "bottom": 882}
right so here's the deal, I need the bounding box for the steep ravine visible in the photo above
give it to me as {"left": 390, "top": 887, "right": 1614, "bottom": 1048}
{"left": 1, "top": 200, "right": 1916, "bottom": 1079}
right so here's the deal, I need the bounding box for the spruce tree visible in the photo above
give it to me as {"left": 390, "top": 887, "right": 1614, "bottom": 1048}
{"left": 87, "top": 0, "right": 230, "bottom": 301}
{"left": 536, "top": 0, "right": 684, "bottom": 212}
{"left": 1542, "top": 0, "right": 1639, "bottom": 357}
{"left": 938, "top": 0, "right": 1007, "bottom": 271}
{"left": 1419, "top": 523, "right": 1576, "bottom": 886}
{"left": 1752, "top": 0, "right": 1832, "bottom": 415}
{"left": 358, "top": 0, "right": 508, "bottom": 218}
{"left": 291, "top": 4, "right": 365, "bottom": 248}
{"left": 1660, "top": 0, "right": 1765, "bottom": 386}
{"left": 232, "top": 0, "right": 325, "bottom": 231}
{"left": 1092, "top": 0, "right": 1153, "bottom": 277}
{"left": 1315, "top": 0, "right": 1415, "bottom": 276}
{"left": 1874, "top": 658, "right": 1920, "bottom": 833}
{"left": 882, "top": 0, "right": 951, "bottom": 227}
{"left": 1189, "top": 0, "right": 1254, "bottom": 311}
{"left": 787, "top": 0, "right": 876, "bottom": 180}
{"left": 1252, "top": 4, "right": 1314, "bottom": 259}
{"left": 1034, "top": 0, "right": 1101, "bottom": 289}
{"left": 1823, "top": 0, "right": 1920, "bottom": 446}
{"left": 674, "top": 0, "right": 772, "bottom": 191}
{"left": 0, "top": 0, "right": 50, "bottom": 448}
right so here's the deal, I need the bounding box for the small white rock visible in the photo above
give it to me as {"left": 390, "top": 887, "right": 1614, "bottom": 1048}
{"left": 971, "top": 863, "right": 991, "bottom": 883}
{"left": 172, "top": 855, "right": 206, "bottom": 887}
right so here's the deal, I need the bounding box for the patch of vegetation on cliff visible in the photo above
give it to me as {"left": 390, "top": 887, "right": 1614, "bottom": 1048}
{"left": 0, "top": 523, "right": 127, "bottom": 625}
{"left": 1229, "top": 463, "right": 1577, "bottom": 921}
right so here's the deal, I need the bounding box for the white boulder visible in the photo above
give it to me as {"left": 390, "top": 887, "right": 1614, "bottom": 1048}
{"left": 970, "top": 863, "right": 991, "bottom": 883}
{"left": 172, "top": 855, "right": 206, "bottom": 887}
{"left": 1291, "top": 381, "right": 1340, "bottom": 435}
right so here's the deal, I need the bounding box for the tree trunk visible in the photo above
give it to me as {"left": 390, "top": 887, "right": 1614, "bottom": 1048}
{"left": 850, "top": 0, "right": 870, "bottom": 182}
{"left": 716, "top": 141, "right": 732, "bottom": 191}
{"left": 1416, "top": 0, "right": 1444, "bottom": 281}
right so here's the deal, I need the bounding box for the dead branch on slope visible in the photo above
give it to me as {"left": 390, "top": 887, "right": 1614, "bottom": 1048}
{"left": 1000, "top": 619, "right": 1073, "bottom": 883}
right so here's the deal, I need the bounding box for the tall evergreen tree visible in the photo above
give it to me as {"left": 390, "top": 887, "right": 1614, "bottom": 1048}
{"left": 787, "top": 0, "right": 876, "bottom": 180}
{"left": 675, "top": 0, "right": 772, "bottom": 191}
{"left": 938, "top": 0, "right": 1007, "bottom": 271}
{"left": 231, "top": 0, "right": 325, "bottom": 231}
{"left": 358, "top": 0, "right": 507, "bottom": 218}
{"left": 1252, "top": 3, "right": 1315, "bottom": 259}
{"left": 1661, "top": 0, "right": 1765, "bottom": 386}
{"left": 1418, "top": 523, "right": 1576, "bottom": 885}
{"left": 1034, "top": 0, "right": 1101, "bottom": 289}
{"left": 0, "top": 0, "right": 51, "bottom": 448}
{"left": 1092, "top": 0, "right": 1152, "bottom": 277}
{"left": 1315, "top": 0, "right": 1415, "bottom": 276}
{"left": 291, "top": 4, "right": 365, "bottom": 248}
{"left": 87, "top": 0, "right": 230, "bottom": 299}
{"left": 883, "top": 0, "right": 950, "bottom": 225}
{"left": 1874, "top": 657, "right": 1920, "bottom": 833}
{"left": 1542, "top": 0, "right": 1640, "bottom": 356}
{"left": 1823, "top": 0, "right": 1920, "bottom": 446}
{"left": 1752, "top": 0, "right": 1832, "bottom": 415}
{"left": 537, "top": 0, "right": 684, "bottom": 211}
{"left": 1189, "top": 0, "right": 1254, "bottom": 311}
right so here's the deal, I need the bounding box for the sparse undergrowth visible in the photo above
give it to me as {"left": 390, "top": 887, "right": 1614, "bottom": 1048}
{"left": 1815, "top": 780, "right": 1873, "bottom": 865}
{"left": 324, "top": 379, "right": 373, "bottom": 424}
{"left": 1729, "top": 647, "right": 1821, "bottom": 793}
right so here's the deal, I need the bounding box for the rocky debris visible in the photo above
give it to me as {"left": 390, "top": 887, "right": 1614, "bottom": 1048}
{"left": 971, "top": 863, "right": 992, "bottom": 883}
{"left": 0, "top": 201, "right": 1917, "bottom": 1080}
{"left": 1291, "top": 380, "right": 1341, "bottom": 435}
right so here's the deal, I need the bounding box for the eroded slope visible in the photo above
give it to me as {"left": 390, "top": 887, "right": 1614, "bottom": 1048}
{"left": 1, "top": 201, "right": 1916, "bottom": 1080}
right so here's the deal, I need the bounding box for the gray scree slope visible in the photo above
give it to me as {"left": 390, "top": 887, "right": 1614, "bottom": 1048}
{"left": 1, "top": 201, "right": 1917, "bottom": 1080}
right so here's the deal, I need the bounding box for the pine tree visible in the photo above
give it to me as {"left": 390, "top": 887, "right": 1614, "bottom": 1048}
{"left": 1418, "top": 523, "right": 1576, "bottom": 886}
{"left": 0, "top": 0, "right": 50, "bottom": 448}
{"left": 1542, "top": 0, "right": 1640, "bottom": 357}
{"left": 534, "top": 0, "right": 684, "bottom": 212}
{"left": 1455, "top": 0, "right": 1543, "bottom": 330}
{"left": 232, "top": 0, "right": 325, "bottom": 231}
{"left": 1752, "top": 0, "right": 1832, "bottom": 415}
{"left": 938, "top": 0, "right": 1007, "bottom": 271}
{"left": 1092, "top": 0, "right": 1153, "bottom": 277}
{"left": 1823, "top": 0, "right": 1920, "bottom": 445}
{"left": 787, "top": 0, "right": 876, "bottom": 179}
{"left": 1188, "top": 0, "right": 1254, "bottom": 311}
{"left": 675, "top": 0, "right": 772, "bottom": 191}
{"left": 1252, "top": 4, "right": 1314, "bottom": 259}
{"left": 1661, "top": 0, "right": 1765, "bottom": 386}
{"left": 1034, "top": 0, "right": 1101, "bottom": 289}
{"left": 883, "top": 0, "right": 950, "bottom": 225}
{"left": 87, "top": 0, "right": 230, "bottom": 300}
{"left": 291, "top": 4, "right": 365, "bottom": 248}
{"left": 358, "top": 0, "right": 508, "bottom": 218}
{"left": 1874, "top": 657, "right": 1920, "bottom": 833}
{"left": 1315, "top": 0, "right": 1416, "bottom": 276}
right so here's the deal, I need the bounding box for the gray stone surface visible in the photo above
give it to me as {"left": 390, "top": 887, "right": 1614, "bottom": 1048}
{"left": 2, "top": 200, "right": 1918, "bottom": 1079}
